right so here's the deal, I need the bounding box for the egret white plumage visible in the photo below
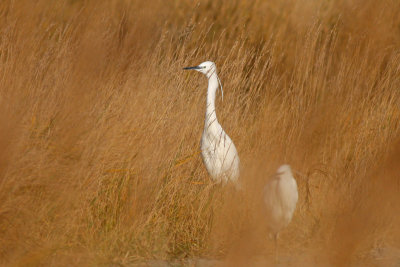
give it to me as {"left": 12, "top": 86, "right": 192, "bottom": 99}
{"left": 183, "top": 61, "right": 240, "bottom": 186}
{"left": 264, "top": 164, "right": 298, "bottom": 257}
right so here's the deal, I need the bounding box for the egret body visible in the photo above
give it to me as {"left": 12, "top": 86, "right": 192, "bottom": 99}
{"left": 184, "top": 61, "right": 240, "bottom": 186}
{"left": 264, "top": 164, "right": 298, "bottom": 255}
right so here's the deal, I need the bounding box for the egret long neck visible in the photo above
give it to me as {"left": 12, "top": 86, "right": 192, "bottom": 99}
{"left": 205, "top": 73, "right": 220, "bottom": 128}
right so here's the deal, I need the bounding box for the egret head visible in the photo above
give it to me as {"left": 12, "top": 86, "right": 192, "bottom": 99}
{"left": 183, "top": 61, "right": 224, "bottom": 100}
{"left": 277, "top": 164, "right": 292, "bottom": 175}
{"left": 183, "top": 61, "right": 217, "bottom": 78}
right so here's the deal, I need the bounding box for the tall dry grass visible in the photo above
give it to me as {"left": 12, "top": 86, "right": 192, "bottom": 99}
{"left": 0, "top": 0, "right": 399, "bottom": 265}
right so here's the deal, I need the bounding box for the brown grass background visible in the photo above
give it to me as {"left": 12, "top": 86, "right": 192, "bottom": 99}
{"left": 0, "top": 0, "right": 399, "bottom": 266}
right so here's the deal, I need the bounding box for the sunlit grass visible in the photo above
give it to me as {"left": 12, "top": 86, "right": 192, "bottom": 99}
{"left": 0, "top": 0, "right": 399, "bottom": 265}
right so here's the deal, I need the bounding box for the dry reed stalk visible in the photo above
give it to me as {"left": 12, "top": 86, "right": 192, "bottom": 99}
{"left": 0, "top": 0, "right": 399, "bottom": 265}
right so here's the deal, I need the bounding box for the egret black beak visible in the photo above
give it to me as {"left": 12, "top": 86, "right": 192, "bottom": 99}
{"left": 183, "top": 66, "right": 202, "bottom": 70}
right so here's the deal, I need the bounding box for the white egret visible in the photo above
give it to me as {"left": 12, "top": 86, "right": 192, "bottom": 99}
{"left": 183, "top": 61, "right": 240, "bottom": 186}
{"left": 264, "top": 164, "right": 298, "bottom": 258}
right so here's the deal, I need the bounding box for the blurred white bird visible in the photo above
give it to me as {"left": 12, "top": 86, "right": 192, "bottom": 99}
{"left": 264, "top": 164, "right": 298, "bottom": 257}
{"left": 183, "top": 61, "right": 240, "bottom": 186}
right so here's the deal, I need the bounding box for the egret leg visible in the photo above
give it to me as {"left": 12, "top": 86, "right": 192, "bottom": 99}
{"left": 274, "top": 233, "right": 279, "bottom": 265}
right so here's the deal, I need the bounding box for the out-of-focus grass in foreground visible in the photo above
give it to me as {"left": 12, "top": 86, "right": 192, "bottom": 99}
{"left": 0, "top": 0, "right": 399, "bottom": 265}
